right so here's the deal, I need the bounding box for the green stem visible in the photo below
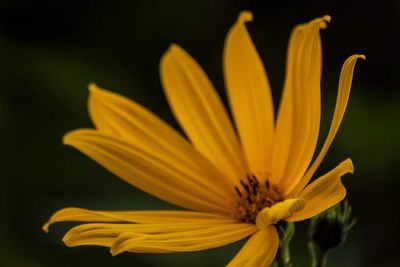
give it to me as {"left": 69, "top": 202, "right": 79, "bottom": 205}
{"left": 277, "top": 241, "right": 292, "bottom": 267}
{"left": 275, "top": 222, "right": 295, "bottom": 267}
{"left": 309, "top": 242, "right": 328, "bottom": 267}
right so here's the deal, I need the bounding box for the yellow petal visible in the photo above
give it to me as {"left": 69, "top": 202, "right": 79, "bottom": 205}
{"left": 43, "top": 207, "right": 238, "bottom": 232}
{"left": 287, "top": 55, "right": 365, "bottom": 196}
{"left": 160, "top": 44, "right": 248, "bottom": 183}
{"left": 88, "top": 84, "right": 234, "bottom": 192}
{"left": 271, "top": 16, "right": 330, "bottom": 190}
{"left": 223, "top": 11, "right": 275, "bottom": 176}
{"left": 286, "top": 159, "right": 353, "bottom": 222}
{"left": 111, "top": 223, "right": 256, "bottom": 255}
{"left": 64, "top": 223, "right": 118, "bottom": 247}
{"left": 63, "top": 129, "right": 230, "bottom": 214}
{"left": 227, "top": 226, "right": 278, "bottom": 267}
{"left": 256, "top": 198, "right": 305, "bottom": 228}
{"left": 63, "top": 222, "right": 240, "bottom": 248}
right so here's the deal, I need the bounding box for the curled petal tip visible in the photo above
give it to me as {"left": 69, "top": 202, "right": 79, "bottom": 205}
{"left": 42, "top": 222, "right": 50, "bottom": 233}
{"left": 63, "top": 240, "right": 74, "bottom": 248}
{"left": 110, "top": 247, "right": 121, "bottom": 256}
{"left": 238, "top": 11, "right": 253, "bottom": 24}
{"left": 346, "top": 158, "right": 355, "bottom": 174}
{"left": 315, "top": 15, "right": 331, "bottom": 29}
{"left": 323, "top": 15, "right": 332, "bottom": 23}
{"left": 167, "top": 43, "right": 181, "bottom": 53}
{"left": 340, "top": 158, "right": 354, "bottom": 175}
{"left": 344, "top": 54, "right": 366, "bottom": 66}
{"left": 62, "top": 233, "right": 77, "bottom": 247}
{"left": 163, "top": 44, "right": 185, "bottom": 61}
{"left": 62, "top": 130, "right": 80, "bottom": 145}
{"left": 62, "top": 133, "right": 71, "bottom": 145}
{"left": 88, "top": 82, "right": 99, "bottom": 92}
{"left": 111, "top": 252, "right": 119, "bottom": 257}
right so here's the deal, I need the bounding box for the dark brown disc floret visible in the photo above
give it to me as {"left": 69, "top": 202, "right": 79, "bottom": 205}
{"left": 231, "top": 174, "right": 282, "bottom": 223}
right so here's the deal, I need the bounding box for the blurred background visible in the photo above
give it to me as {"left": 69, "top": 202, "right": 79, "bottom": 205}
{"left": 1, "top": 0, "right": 399, "bottom": 266}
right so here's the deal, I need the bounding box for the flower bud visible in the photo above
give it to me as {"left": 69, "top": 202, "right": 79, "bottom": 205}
{"left": 309, "top": 200, "right": 356, "bottom": 252}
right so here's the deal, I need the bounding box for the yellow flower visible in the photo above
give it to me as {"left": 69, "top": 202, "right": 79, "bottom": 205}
{"left": 44, "top": 11, "right": 364, "bottom": 266}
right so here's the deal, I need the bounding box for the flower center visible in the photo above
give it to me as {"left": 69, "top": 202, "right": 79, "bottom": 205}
{"left": 231, "top": 174, "right": 283, "bottom": 223}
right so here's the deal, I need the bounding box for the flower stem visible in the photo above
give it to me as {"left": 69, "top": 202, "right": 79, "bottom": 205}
{"left": 275, "top": 222, "right": 295, "bottom": 267}
{"left": 308, "top": 242, "right": 327, "bottom": 267}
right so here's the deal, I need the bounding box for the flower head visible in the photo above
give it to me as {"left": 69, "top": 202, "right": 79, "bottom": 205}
{"left": 44, "top": 11, "right": 364, "bottom": 266}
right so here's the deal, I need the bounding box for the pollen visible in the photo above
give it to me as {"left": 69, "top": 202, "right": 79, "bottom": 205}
{"left": 231, "top": 174, "right": 282, "bottom": 223}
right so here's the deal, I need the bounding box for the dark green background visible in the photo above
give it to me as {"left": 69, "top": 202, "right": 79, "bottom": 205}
{"left": 1, "top": 0, "right": 399, "bottom": 266}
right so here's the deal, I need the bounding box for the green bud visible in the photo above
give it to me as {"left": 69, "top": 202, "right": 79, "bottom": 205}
{"left": 309, "top": 199, "right": 356, "bottom": 251}
{"left": 308, "top": 200, "right": 356, "bottom": 267}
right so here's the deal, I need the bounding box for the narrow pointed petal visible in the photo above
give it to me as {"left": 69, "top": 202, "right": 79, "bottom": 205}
{"left": 160, "top": 44, "right": 248, "bottom": 183}
{"left": 256, "top": 198, "right": 305, "bottom": 228}
{"left": 271, "top": 16, "right": 330, "bottom": 190}
{"left": 63, "top": 223, "right": 119, "bottom": 247}
{"left": 87, "top": 85, "right": 234, "bottom": 191}
{"left": 286, "top": 159, "right": 353, "bottom": 222}
{"left": 287, "top": 55, "right": 365, "bottom": 196}
{"left": 223, "top": 11, "right": 275, "bottom": 176}
{"left": 43, "top": 207, "right": 237, "bottom": 232}
{"left": 63, "top": 129, "right": 231, "bottom": 214}
{"left": 111, "top": 223, "right": 257, "bottom": 255}
{"left": 227, "top": 226, "right": 278, "bottom": 267}
{"left": 63, "top": 222, "right": 241, "bottom": 248}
